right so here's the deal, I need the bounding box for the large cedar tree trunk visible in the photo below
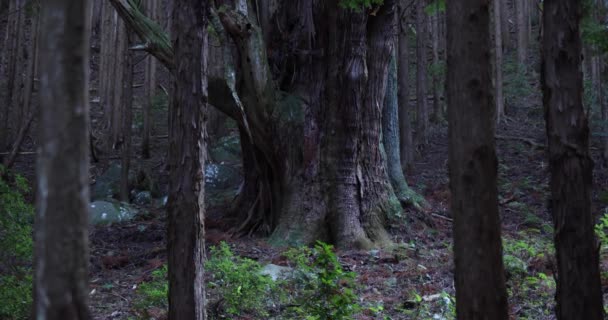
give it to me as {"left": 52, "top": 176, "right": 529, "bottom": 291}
{"left": 166, "top": 0, "right": 208, "bottom": 319}
{"left": 112, "top": 0, "right": 419, "bottom": 249}
{"left": 541, "top": 0, "right": 604, "bottom": 318}
{"left": 35, "top": 0, "right": 92, "bottom": 318}
{"left": 447, "top": 0, "right": 509, "bottom": 318}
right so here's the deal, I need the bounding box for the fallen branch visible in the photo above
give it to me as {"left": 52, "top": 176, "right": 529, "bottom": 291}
{"left": 3, "top": 113, "right": 35, "bottom": 169}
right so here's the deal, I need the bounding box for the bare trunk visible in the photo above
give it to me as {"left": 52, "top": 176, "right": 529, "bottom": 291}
{"left": 516, "top": 0, "right": 527, "bottom": 68}
{"left": 120, "top": 32, "right": 134, "bottom": 202}
{"left": 541, "top": 0, "right": 604, "bottom": 318}
{"left": 494, "top": 0, "right": 505, "bottom": 122}
{"left": 447, "top": 0, "right": 509, "bottom": 318}
{"left": 142, "top": 0, "right": 159, "bottom": 159}
{"left": 112, "top": 21, "right": 126, "bottom": 149}
{"left": 430, "top": 6, "right": 441, "bottom": 123}
{"left": 416, "top": 0, "right": 429, "bottom": 146}
{"left": 35, "top": 0, "right": 92, "bottom": 318}
{"left": 398, "top": 1, "right": 414, "bottom": 171}
{"left": 500, "top": 0, "right": 510, "bottom": 51}
{"left": 167, "top": 1, "right": 208, "bottom": 319}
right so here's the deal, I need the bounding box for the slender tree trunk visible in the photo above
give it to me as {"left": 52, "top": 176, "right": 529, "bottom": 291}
{"left": 142, "top": 0, "right": 159, "bottom": 159}
{"left": 516, "top": 0, "right": 527, "bottom": 68}
{"left": 167, "top": 0, "right": 208, "bottom": 319}
{"left": 430, "top": 7, "right": 441, "bottom": 123}
{"left": 495, "top": 0, "right": 505, "bottom": 122}
{"left": 416, "top": 0, "right": 429, "bottom": 145}
{"left": 383, "top": 56, "right": 425, "bottom": 209}
{"left": 112, "top": 21, "right": 127, "bottom": 149}
{"left": 541, "top": 0, "right": 604, "bottom": 318}
{"left": 398, "top": 1, "right": 414, "bottom": 171}
{"left": 9, "top": 0, "right": 25, "bottom": 138}
{"left": 100, "top": 1, "right": 117, "bottom": 151}
{"left": 120, "top": 32, "right": 134, "bottom": 202}
{"left": 447, "top": 0, "right": 509, "bottom": 318}
{"left": 35, "top": 0, "right": 92, "bottom": 318}
{"left": 500, "top": 0, "right": 510, "bottom": 51}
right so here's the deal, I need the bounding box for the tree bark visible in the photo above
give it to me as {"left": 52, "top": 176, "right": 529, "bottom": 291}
{"left": 142, "top": 0, "right": 159, "bottom": 159}
{"left": 494, "top": 0, "right": 505, "bottom": 122}
{"left": 447, "top": 0, "right": 509, "bottom": 318}
{"left": 120, "top": 31, "right": 134, "bottom": 202}
{"left": 383, "top": 56, "right": 426, "bottom": 210}
{"left": 541, "top": 0, "right": 604, "bottom": 318}
{"left": 398, "top": 1, "right": 414, "bottom": 171}
{"left": 167, "top": 0, "right": 208, "bottom": 319}
{"left": 35, "top": 0, "right": 92, "bottom": 318}
{"left": 516, "top": 0, "right": 527, "bottom": 68}
{"left": 416, "top": 0, "right": 429, "bottom": 145}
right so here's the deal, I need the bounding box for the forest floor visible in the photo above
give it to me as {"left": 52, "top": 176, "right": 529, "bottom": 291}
{"left": 82, "top": 83, "right": 608, "bottom": 319}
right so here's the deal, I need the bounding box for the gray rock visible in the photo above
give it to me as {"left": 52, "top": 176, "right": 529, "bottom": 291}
{"left": 89, "top": 200, "right": 137, "bottom": 225}
{"left": 134, "top": 191, "right": 152, "bottom": 205}
{"left": 260, "top": 264, "right": 293, "bottom": 281}
{"left": 92, "top": 164, "right": 122, "bottom": 200}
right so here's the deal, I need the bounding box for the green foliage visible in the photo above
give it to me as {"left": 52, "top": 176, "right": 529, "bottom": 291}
{"left": 339, "top": 0, "right": 383, "bottom": 10}
{"left": 206, "top": 242, "right": 280, "bottom": 317}
{"left": 0, "top": 273, "right": 33, "bottom": 319}
{"left": 503, "top": 232, "right": 556, "bottom": 319}
{"left": 134, "top": 265, "right": 168, "bottom": 311}
{"left": 503, "top": 56, "right": 533, "bottom": 109}
{"left": 0, "top": 166, "right": 34, "bottom": 320}
{"left": 284, "top": 241, "right": 361, "bottom": 320}
{"left": 424, "top": 0, "right": 446, "bottom": 15}
{"left": 594, "top": 210, "right": 608, "bottom": 252}
{"left": 582, "top": 0, "right": 608, "bottom": 52}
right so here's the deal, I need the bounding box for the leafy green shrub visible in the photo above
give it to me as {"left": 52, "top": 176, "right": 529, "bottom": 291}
{"left": 284, "top": 241, "right": 361, "bottom": 320}
{"left": 206, "top": 242, "right": 280, "bottom": 317}
{"left": 134, "top": 265, "right": 168, "bottom": 312}
{"left": 0, "top": 166, "right": 34, "bottom": 319}
{"left": 595, "top": 210, "right": 608, "bottom": 252}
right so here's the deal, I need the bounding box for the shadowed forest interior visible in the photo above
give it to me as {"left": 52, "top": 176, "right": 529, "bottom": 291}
{"left": 2, "top": 0, "right": 608, "bottom": 319}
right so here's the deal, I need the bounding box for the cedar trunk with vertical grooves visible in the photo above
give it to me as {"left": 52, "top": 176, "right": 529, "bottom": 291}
{"left": 541, "top": 0, "right": 604, "bottom": 318}
{"left": 167, "top": 0, "right": 208, "bottom": 319}
{"left": 398, "top": 0, "right": 414, "bottom": 171}
{"left": 416, "top": 0, "right": 429, "bottom": 145}
{"left": 35, "top": 0, "right": 92, "bottom": 318}
{"left": 447, "top": 0, "right": 509, "bottom": 318}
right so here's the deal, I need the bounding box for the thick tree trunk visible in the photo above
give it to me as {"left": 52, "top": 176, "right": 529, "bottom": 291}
{"left": 416, "top": 0, "right": 429, "bottom": 145}
{"left": 35, "top": 0, "right": 92, "bottom": 318}
{"left": 398, "top": 3, "right": 414, "bottom": 171}
{"left": 142, "top": 0, "right": 159, "bottom": 159}
{"left": 447, "top": 0, "right": 509, "bottom": 318}
{"left": 541, "top": 0, "right": 604, "bottom": 318}
{"left": 114, "top": 0, "right": 419, "bottom": 249}
{"left": 167, "top": 0, "right": 208, "bottom": 319}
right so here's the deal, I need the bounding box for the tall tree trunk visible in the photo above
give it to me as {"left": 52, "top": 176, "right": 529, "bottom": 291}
{"left": 398, "top": 1, "right": 414, "bottom": 171}
{"left": 430, "top": 7, "right": 441, "bottom": 123}
{"left": 100, "top": 1, "right": 117, "bottom": 152}
{"left": 142, "top": 0, "right": 159, "bottom": 159}
{"left": 167, "top": 0, "right": 208, "bottom": 319}
{"left": 120, "top": 32, "right": 134, "bottom": 202}
{"left": 2, "top": 0, "right": 25, "bottom": 151}
{"left": 516, "top": 0, "right": 528, "bottom": 68}
{"left": 416, "top": 0, "right": 429, "bottom": 145}
{"left": 495, "top": 0, "right": 505, "bottom": 122}
{"left": 35, "top": 0, "right": 92, "bottom": 318}
{"left": 541, "top": 0, "right": 604, "bottom": 318}
{"left": 113, "top": 0, "right": 423, "bottom": 249}
{"left": 500, "top": 0, "right": 510, "bottom": 51}
{"left": 447, "top": 0, "right": 509, "bottom": 318}
{"left": 112, "top": 21, "right": 127, "bottom": 149}
{"left": 383, "top": 56, "right": 426, "bottom": 210}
